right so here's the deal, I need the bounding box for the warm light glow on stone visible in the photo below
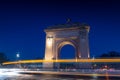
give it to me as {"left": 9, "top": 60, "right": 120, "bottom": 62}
{"left": 88, "top": 54, "right": 90, "bottom": 58}
{"left": 47, "top": 38, "right": 52, "bottom": 47}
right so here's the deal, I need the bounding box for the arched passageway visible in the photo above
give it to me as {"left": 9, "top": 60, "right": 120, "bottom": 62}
{"left": 59, "top": 44, "right": 75, "bottom": 59}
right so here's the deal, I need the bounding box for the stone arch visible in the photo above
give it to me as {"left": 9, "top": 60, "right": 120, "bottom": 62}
{"left": 43, "top": 23, "right": 90, "bottom": 68}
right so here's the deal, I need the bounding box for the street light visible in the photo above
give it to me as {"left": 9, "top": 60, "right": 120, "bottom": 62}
{"left": 16, "top": 53, "right": 20, "bottom": 58}
{"left": 16, "top": 52, "right": 20, "bottom": 68}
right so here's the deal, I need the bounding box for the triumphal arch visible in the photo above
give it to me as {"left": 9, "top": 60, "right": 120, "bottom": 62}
{"left": 43, "top": 23, "right": 90, "bottom": 68}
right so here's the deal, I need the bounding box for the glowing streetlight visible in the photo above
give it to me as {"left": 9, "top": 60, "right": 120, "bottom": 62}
{"left": 16, "top": 53, "right": 20, "bottom": 58}
{"left": 16, "top": 52, "right": 21, "bottom": 68}
{"left": 16, "top": 52, "right": 20, "bottom": 61}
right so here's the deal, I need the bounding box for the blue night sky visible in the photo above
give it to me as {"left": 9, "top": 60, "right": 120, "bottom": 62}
{"left": 0, "top": 0, "right": 120, "bottom": 60}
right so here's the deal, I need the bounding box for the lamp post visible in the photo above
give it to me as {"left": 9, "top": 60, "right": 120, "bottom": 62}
{"left": 16, "top": 52, "right": 20, "bottom": 68}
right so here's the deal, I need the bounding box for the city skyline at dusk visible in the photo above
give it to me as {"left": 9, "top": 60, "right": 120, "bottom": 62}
{"left": 0, "top": 0, "right": 120, "bottom": 60}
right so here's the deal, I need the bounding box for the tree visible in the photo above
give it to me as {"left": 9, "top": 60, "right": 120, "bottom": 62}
{"left": 0, "top": 52, "right": 8, "bottom": 64}
{"left": 97, "top": 51, "right": 120, "bottom": 69}
{"left": 100, "top": 51, "right": 120, "bottom": 58}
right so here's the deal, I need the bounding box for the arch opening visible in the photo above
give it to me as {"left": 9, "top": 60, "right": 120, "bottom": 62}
{"left": 57, "top": 44, "right": 77, "bottom": 69}
{"left": 59, "top": 44, "right": 76, "bottom": 59}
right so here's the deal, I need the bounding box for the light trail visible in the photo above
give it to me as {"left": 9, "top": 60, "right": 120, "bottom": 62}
{"left": 2, "top": 59, "right": 120, "bottom": 65}
{"left": 10, "top": 70, "right": 120, "bottom": 77}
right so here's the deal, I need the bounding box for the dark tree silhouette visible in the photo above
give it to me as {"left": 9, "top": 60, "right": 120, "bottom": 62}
{"left": 0, "top": 52, "right": 8, "bottom": 64}
{"left": 100, "top": 51, "right": 120, "bottom": 58}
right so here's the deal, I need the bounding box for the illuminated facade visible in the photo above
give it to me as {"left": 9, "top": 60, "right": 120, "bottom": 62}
{"left": 43, "top": 23, "right": 90, "bottom": 68}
